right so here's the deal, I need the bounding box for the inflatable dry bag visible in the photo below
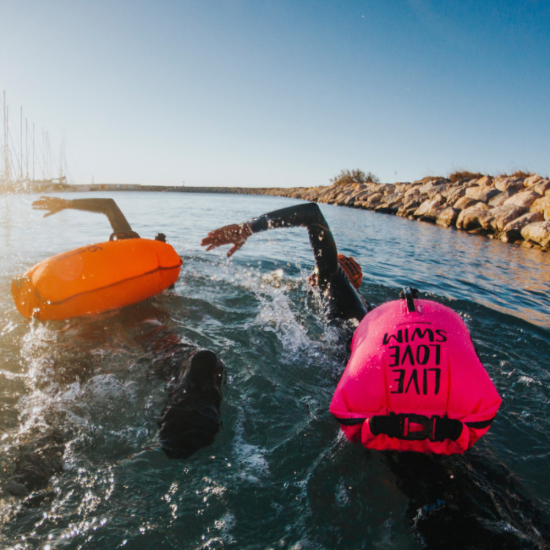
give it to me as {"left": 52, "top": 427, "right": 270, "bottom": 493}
{"left": 330, "top": 295, "right": 501, "bottom": 454}
{"left": 12, "top": 238, "right": 182, "bottom": 320}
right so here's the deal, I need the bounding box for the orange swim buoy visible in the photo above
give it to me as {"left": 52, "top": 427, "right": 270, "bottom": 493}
{"left": 11, "top": 238, "right": 183, "bottom": 320}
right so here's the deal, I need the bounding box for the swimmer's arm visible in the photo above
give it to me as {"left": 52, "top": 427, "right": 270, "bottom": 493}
{"left": 202, "top": 203, "right": 338, "bottom": 280}
{"left": 32, "top": 196, "right": 133, "bottom": 234}
{"left": 248, "top": 203, "right": 339, "bottom": 280}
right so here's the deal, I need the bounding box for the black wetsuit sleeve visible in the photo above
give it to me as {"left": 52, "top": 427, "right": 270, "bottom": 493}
{"left": 248, "top": 203, "right": 338, "bottom": 284}
{"left": 65, "top": 199, "right": 133, "bottom": 234}
{"left": 248, "top": 202, "right": 369, "bottom": 322}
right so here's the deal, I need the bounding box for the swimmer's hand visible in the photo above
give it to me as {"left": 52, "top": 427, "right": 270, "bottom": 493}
{"left": 32, "top": 196, "right": 70, "bottom": 217}
{"left": 201, "top": 223, "right": 253, "bottom": 257}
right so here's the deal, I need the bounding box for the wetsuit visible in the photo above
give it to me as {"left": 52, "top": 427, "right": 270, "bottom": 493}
{"left": 31, "top": 197, "right": 225, "bottom": 460}
{"left": 248, "top": 203, "right": 369, "bottom": 322}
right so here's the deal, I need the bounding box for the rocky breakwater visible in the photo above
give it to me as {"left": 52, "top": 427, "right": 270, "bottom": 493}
{"left": 260, "top": 174, "right": 550, "bottom": 251}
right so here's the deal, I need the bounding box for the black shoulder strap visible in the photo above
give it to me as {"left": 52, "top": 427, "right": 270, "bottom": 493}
{"left": 399, "top": 287, "right": 419, "bottom": 313}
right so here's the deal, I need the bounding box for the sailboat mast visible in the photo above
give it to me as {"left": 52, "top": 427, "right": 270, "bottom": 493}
{"left": 25, "top": 118, "right": 28, "bottom": 180}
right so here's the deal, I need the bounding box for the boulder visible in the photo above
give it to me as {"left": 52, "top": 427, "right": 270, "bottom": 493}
{"left": 488, "top": 188, "right": 518, "bottom": 207}
{"left": 501, "top": 212, "right": 544, "bottom": 242}
{"left": 453, "top": 196, "right": 481, "bottom": 210}
{"left": 524, "top": 175, "right": 543, "bottom": 187}
{"left": 530, "top": 196, "right": 550, "bottom": 220}
{"left": 397, "top": 198, "right": 421, "bottom": 217}
{"left": 441, "top": 184, "right": 465, "bottom": 202}
{"left": 494, "top": 177, "right": 524, "bottom": 192}
{"left": 465, "top": 187, "right": 501, "bottom": 203}
{"left": 521, "top": 221, "right": 550, "bottom": 248}
{"left": 426, "top": 183, "right": 450, "bottom": 199}
{"left": 436, "top": 207, "right": 459, "bottom": 228}
{"left": 413, "top": 196, "right": 444, "bottom": 219}
{"left": 364, "top": 192, "right": 384, "bottom": 206}
{"left": 404, "top": 186, "right": 421, "bottom": 199}
{"left": 477, "top": 175, "right": 493, "bottom": 187}
{"left": 503, "top": 190, "right": 541, "bottom": 209}
{"left": 487, "top": 205, "right": 528, "bottom": 232}
{"left": 456, "top": 205, "right": 494, "bottom": 231}
{"left": 532, "top": 180, "right": 550, "bottom": 195}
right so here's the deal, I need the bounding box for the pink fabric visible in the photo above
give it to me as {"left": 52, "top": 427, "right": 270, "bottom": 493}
{"left": 329, "top": 299, "right": 501, "bottom": 454}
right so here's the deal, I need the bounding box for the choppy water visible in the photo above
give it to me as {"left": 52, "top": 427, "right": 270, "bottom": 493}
{"left": 1, "top": 192, "right": 550, "bottom": 549}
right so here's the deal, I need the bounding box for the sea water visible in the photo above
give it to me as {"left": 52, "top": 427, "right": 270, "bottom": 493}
{"left": 0, "top": 192, "right": 549, "bottom": 549}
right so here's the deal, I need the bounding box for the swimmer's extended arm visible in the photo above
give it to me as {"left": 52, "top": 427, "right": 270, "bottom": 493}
{"left": 202, "top": 203, "right": 339, "bottom": 282}
{"left": 32, "top": 196, "right": 133, "bottom": 234}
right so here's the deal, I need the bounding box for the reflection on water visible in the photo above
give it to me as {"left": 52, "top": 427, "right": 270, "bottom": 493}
{"left": 0, "top": 192, "right": 549, "bottom": 549}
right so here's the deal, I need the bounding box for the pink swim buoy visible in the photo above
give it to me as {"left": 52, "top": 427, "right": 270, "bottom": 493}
{"left": 330, "top": 292, "right": 501, "bottom": 454}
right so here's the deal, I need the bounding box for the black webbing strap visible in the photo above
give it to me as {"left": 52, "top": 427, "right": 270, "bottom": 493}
{"left": 334, "top": 413, "right": 496, "bottom": 440}
{"left": 334, "top": 417, "right": 366, "bottom": 426}
{"left": 370, "top": 413, "right": 463, "bottom": 442}
{"left": 465, "top": 418, "right": 495, "bottom": 430}
{"left": 399, "top": 287, "right": 419, "bottom": 313}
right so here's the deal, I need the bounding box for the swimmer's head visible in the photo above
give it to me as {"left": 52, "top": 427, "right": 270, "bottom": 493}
{"left": 183, "top": 349, "right": 225, "bottom": 393}
{"left": 158, "top": 349, "right": 225, "bottom": 459}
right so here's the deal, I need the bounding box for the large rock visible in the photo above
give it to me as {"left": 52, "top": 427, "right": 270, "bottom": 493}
{"left": 524, "top": 175, "right": 543, "bottom": 187}
{"left": 456, "top": 205, "right": 494, "bottom": 231}
{"left": 453, "top": 196, "right": 481, "bottom": 210}
{"left": 532, "top": 180, "right": 550, "bottom": 195}
{"left": 441, "top": 184, "right": 465, "bottom": 204}
{"left": 397, "top": 198, "right": 421, "bottom": 217}
{"left": 477, "top": 175, "right": 493, "bottom": 187}
{"left": 530, "top": 196, "right": 550, "bottom": 220}
{"left": 521, "top": 221, "right": 550, "bottom": 248}
{"left": 404, "top": 186, "right": 421, "bottom": 199}
{"left": 488, "top": 188, "right": 518, "bottom": 207}
{"left": 427, "top": 184, "right": 451, "bottom": 199}
{"left": 465, "top": 187, "right": 501, "bottom": 203}
{"left": 501, "top": 212, "right": 544, "bottom": 242}
{"left": 487, "top": 205, "right": 528, "bottom": 232}
{"left": 413, "top": 196, "right": 444, "bottom": 219}
{"left": 494, "top": 177, "right": 524, "bottom": 192}
{"left": 364, "top": 192, "right": 384, "bottom": 206}
{"left": 503, "top": 189, "right": 541, "bottom": 209}
{"left": 436, "top": 207, "right": 459, "bottom": 227}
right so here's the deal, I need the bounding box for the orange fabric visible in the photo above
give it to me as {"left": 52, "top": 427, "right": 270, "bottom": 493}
{"left": 337, "top": 254, "right": 363, "bottom": 289}
{"left": 12, "top": 239, "right": 182, "bottom": 320}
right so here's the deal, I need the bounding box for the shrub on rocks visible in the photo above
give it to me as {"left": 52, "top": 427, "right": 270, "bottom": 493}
{"left": 331, "top": 169, "right": 380, "bottom": 186}
{"left": 448, "top": 171, "right": 483, "bottom": 183}
{"left": 521, "top": 221, "right": 550, "bottom": 248}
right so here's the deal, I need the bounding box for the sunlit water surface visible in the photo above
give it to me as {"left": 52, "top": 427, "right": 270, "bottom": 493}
{"left": 1, "top": 192, "right": 549, "bottom": 549}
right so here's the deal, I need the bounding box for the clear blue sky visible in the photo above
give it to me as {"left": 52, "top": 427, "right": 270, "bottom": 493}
{"left": 1, "top": 0, "right": 549, "bottom": 187}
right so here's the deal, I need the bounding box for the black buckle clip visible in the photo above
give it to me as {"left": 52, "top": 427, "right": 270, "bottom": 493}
{"left": 395, "top": 413, "right": 437, "bottom": 441}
